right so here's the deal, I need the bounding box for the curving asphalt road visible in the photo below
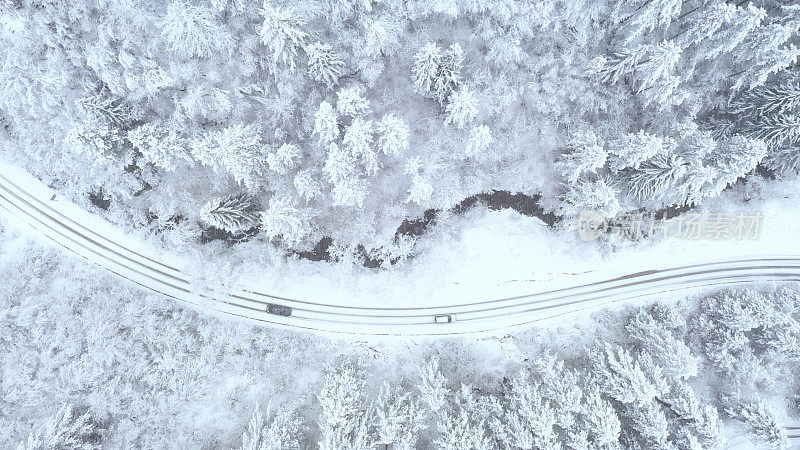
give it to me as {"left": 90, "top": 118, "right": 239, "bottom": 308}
{"left": 1, "top": 166, "right": 800, "bottom": 335}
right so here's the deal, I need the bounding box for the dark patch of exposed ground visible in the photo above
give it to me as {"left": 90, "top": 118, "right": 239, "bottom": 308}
{"left": 287, "top": 190, "right": 559, "bottom": 267}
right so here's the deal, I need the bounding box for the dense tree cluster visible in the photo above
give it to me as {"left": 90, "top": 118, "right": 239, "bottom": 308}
{"left": 0, "top": 0, "right": 798, "bottom": 255}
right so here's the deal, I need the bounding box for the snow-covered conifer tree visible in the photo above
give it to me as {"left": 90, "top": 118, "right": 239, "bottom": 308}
{"left": 239, "top": 406, "right": 305, "bottom": 450}
{"left": 434, "top": 43, "right": 464, "bottom": 105}
{"left": 374, "top": 384, "right": 424, "bottom": 450}
{"left": 200, "top": 193, "right": 260, "bottom": 233}
{"left": 127, "top": 123, "right": 190, "bottom": 172}
{"left": 160, "top": 1, "right": 233, "bottom": 59}
{"left": 614, "top": 0, "right": 683, "bottom": 45}
{"left": 313, "top": 101, "right": 339, "bottom": 144}
{"left": 260, "top": 196, "right": 306, "bottom": 245}
{"left": 18, "top": 404, "right": 99, "bottom": 450}
{"left": 412, "top": 43, "right": 442, "bottom": 98}
{"left": 375, "top": 114, "right": 410, "bottom": 156}
{"left": 260, "top": 1, "right": 307, "bottom": 73}
{"left": 561, "top": 177, "right": 621, "bottom": 219}
{"left": 556, "top": 130, "right": 607, "bottom": 184}
{"left": 336, "top": 86, "right": 370, "bottom": 117}
{"left": 306, "top": 42, "right": 346, "bottom": 89}
{"left": 266, "top": 143, "right": 302, "bottom": 175}
{"left": 317, "top": 360, "right": 374, "bottom": 450}
{"left": 342, "top": 117, "right": 377, "bottom": 174}
{"left": 445, "top": 88, "right": 478, "bottom": 129}
{"left": 465, "top": 125, "right": 493, "bottom": 160}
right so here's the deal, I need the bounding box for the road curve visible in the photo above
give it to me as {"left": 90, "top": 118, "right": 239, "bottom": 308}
{"left": 1, "top": 165, "right": 799, "bottom": 336}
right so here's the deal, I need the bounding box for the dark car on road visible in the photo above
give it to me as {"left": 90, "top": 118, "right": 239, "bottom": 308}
{"left": 267, "top": 303, "right": 292, "bottom": 317}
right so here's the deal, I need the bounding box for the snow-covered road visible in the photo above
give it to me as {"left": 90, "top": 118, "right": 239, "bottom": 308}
{"left": 2, "top": 165, "right": 799, "bottom": 335}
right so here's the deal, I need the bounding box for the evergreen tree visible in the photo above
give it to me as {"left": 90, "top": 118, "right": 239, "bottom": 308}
{"left": 705, "top": 136, "right": 767, "bottom": 196}
{"left": 260, "top": 1, "right": 308, "bottom": 73}
{"left": 375, "top": 113, "right": 410, "bottom": 156}
{"left": 317, "top": 360, "right": 374, "bottom": 450}
{"left": 465, "top": 125, "right": 493, "bottom": 160}
{"left": 374, "top": 384, "right": 424, "bottom": 450}
{"left": 306, "top": 42, "right": 346, "bottom": 89}
{"left": 239, "top": 406, "right": 305, "bottom": 450}
{"left": 613, "top": 0, "right": 684, "bottom": 45}
{"left": 342, "top": 117, "right": 378, "bottom": 175}
{"left": 18, "top": 404, "right": 99, "bottom": 450}
{"left": 293, "top": 169, "right": 324, "bottom": 202}
{"left": 412, "top": 42, "right": 464, "bottom": 105}
{"left": 445, "top": 88, "right": 478, "bottom": 129}
{"left": 266, "top": 143, "right": 302, "bottom": 175}
{"left": 435, "top": 43, "right": 465, "bottom": 105}
{"left": 555, "top": 130, "right": 608, "bottom": 184}
{"left": 730, "top": 23, "right": 800, "bottom": 92}
{"left": 694, "top": 4, "right": 766, "bottom": 62}
{"left": 561, "top": 177, "right": 621, "bottom": 219}
{"left": 412, "top": 43, "right": 443, "bottom": 99}
{"left": 609, "top": 131, "right": 674, "bottom": 172}
{"left": 491, "top": 371, "right": 560, "bottom": 449}
{"left": 336, "top": 86, "right": 370, "bottom": 117}
{"left": 727, "top": 399, "right": 789, "bottom": 450}
{"left": 127, "top": 123, "right": 190, "bottom": 172}
{"left": 200, "top": 193, "right": 260, "bottom": 233}
{"left": 260, "top": 196, "right": 306, "bottom": 245}
{"left": 160, "top": 0, "right": 233, "bottom": 59}
{"left": 580, "top": 388, "right": 622, "bottom": 448}
{"left": 313, "top": 101, "right": 339, "bottom": 144}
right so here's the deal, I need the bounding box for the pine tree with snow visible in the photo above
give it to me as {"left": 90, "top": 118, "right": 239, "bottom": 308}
{"left": 561, "top": 177, "right": 621, "bottom": 219}
{"left": 127, "top": 123, "right": 191, "bottom": 172}
{"left": 445, "top": 88, "right": 478, "bottom": 129}
{"left": 705, "top": 135, "right": 767, "bottom": 196}
{"left": 418, "top": 358, "right": 448, "bottom": 414}
{"left": 343, "top": 117, "right": 378, "bottom": 174}
{"left": 580, "top": 388, "right": 622, "bottom": 448}
{"left": 412, "top": 43, "right": 443, "bottom": 99}
{"left": 260, "top": 196, "right": 306, "bottom": 245}
{"left": 677, "top": 2, "right": 738, "bottom": 47}
{"left": 239, "top": 406, "right": 305, "bottom": 450}
{"left": 374, "top": 384, "right": 424, "bottom": 450}
{"left": 375, "top": 114, "right": 410, "bottom": 156}
{"left": 609, "top": 131, "right": 674, "bottom": 172}
{"left": 731, "top": 81, "right": 800, "bottom": 116}
{"left": 556, "top": 129, "right": 608, "bottom": 184}
{"left": 613, "top": 0, "right": 683, "bottom": 45}
{"left": 313, "top": 101, "right": 339, "bottom": 144}
{"left": 160, "top": 1, "right": 233, "bottom": 59}
{"left": 465, "top": 125, "right": 493, "bottom": 160}
{"left": 259, "top": 1, "right": 307, "bottom": 73}
{"left": 491, "top": 372, "right": 561, "bottom": 449}
{"left": 266, "top": 143, "right": 302, "bottom": 175}
{"left": 434, "top": 43, "right": 464, "bottom": 105}
{"left": 18, "top": 404, "right": 99, "bottom": 450}
{"left": 192, "top": 123, "right": 265, "bottom": 189}
{"left": 200, "top": 193, "right": 260, "bottom": 233}
{"left": 306, "top": 42, "right": 346, "bottom": 89}
{"left": 730, "top": 23, "right": 800, "bottom": 92}
{"left": 317, "top": 360, "right": 374, "bottom": 450}
{"left": 293, "top": 169, "right": 324, "bottom": 202}
{"left": 592, "top": 342, "right": 667, "bottom": 407}
{"left": 336, "top": 86, "right": 370, "bottom": 117}
{"left": 694, "top": 4, "right": 766, "bottom": 62}
{"left": 728, "top": 399, "right": 789, "bottom": 449}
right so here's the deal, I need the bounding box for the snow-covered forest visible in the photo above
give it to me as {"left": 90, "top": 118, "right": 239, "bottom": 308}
{"left": 1, "top": 0, "right": 799, "bottom": 260}
{"left": 3, "top": 0, "right": 800, "bottom": 448}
